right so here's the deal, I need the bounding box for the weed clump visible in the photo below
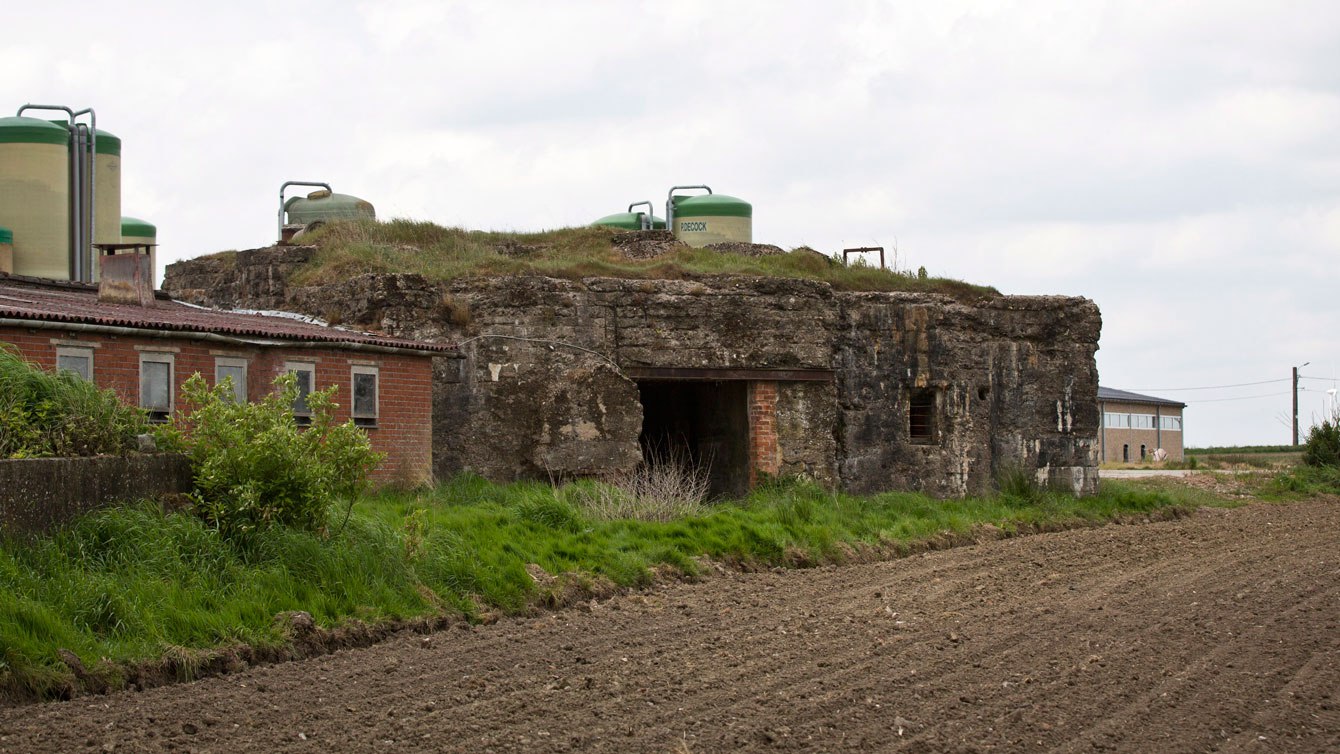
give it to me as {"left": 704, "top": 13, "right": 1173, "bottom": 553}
{"left": 0, "top": 346, "right": 147, "bottom": 458}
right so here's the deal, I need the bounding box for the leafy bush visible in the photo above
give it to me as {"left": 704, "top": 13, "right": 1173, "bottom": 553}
{"left": 1301, "top": 415, "right": 1340, "bottom": 468}
{"left": 0, "top": 346, "right": 147, "bottom": 458}
{"left": 155, "top": 373, "right": 382, "bottom": 538}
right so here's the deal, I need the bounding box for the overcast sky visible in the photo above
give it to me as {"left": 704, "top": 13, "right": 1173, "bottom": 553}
{"left": 6, "top": 0, "right": 1338, "bottom": 447}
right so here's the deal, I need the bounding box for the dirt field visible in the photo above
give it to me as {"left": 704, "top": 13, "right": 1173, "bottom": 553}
{"left": 2, "top": 499, "right": 1337, "bottom": 753}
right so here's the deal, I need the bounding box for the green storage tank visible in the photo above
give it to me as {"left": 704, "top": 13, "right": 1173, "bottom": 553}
{"left": 92, "top": 130, "right": 122, "bottom": 246}
{"left": 0, "top": 116, "right": 71, "bottom": 278}
{"left": 88, "top": 129, "right": 122, "bottom": 282}
{"left": 592, "top": 211, "right": 667, "bottom": 231}
{"left": 121, "top": 216, "right": 156, "bottom": 287}
{"left": 0, "top": 225, "right": 12, "bottom": 274}
{"left": 671, "top": 193, "right": 752, "bottom": 247}
{"left": 283, "top": 190, "right": 376, "bottom": 225}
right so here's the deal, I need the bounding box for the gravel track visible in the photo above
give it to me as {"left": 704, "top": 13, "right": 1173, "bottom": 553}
{"left": 2, "top": 499, "right": 1337, "bottom": 753}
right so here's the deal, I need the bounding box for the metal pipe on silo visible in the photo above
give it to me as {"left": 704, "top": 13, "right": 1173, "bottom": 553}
{"left": 278, "top": 181, "right": 332, "bottom": 240}
{"left": 17, "top": 104, "right": 104, "bottom": 281}
{"left": 73, "top": 108, "right": 101, "bottom": 282}
{"left": 627, "top": 201, "right": 655, "bottom": 231}
{"left": 17, "top": 104, "right": 81, "bottom": 277}
{"left": 664, "top": 185, "right": 711, "bottom": 234}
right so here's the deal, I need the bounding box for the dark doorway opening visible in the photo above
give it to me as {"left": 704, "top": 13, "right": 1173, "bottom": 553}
{"left": 637, "top": 380, "right": 749, "bottom": 500}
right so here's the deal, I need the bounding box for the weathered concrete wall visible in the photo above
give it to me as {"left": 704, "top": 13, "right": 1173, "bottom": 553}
{"left": 775, "top": 381, "right": 839, "bottom": 486}
{"left": 835, "top": 293, "right": 1100, "bottom": 496}
{"left": 165, "top": 248, "right": 1100, "bottom": 496}
{"left": 0, "top": 454, "right": 193, "bottom": 536}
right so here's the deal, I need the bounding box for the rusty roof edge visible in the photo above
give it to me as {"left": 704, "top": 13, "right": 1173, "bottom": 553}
{"left": 0, "top": 316, "right": 458, "bottom": 357}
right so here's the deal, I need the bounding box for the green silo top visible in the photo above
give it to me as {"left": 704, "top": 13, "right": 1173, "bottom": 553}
{"left": 672, "top": 193, "right": 752, "bottom": 218}
{"left": 121, "top": 217, "right": 156, "bottom": 237}
{"left": 93, "top": 129, "right": 121, "bottom": 156}
{"left": 285, "top": 192, "right": 376, "bottom": 222}
{"left": 0, "top": 226, "right": 12, "bottom": 244}
{"left": 592, "top": 212, "right": 667, "bottom": 231}
{"left": 0, "top": 116, "right": 70, "bottom": 146}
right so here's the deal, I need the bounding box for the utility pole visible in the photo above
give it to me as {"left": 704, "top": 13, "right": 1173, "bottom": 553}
{"left": 1293, "top": 361, "right": 1310, "bottom": 446}
{"left": 1293, "top": 367, "right": 1300, "bottom": 445}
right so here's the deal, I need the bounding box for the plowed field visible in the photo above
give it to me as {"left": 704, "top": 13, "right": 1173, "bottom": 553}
{"left": 3, "top": 499, "right": 1337, "bottom": 753}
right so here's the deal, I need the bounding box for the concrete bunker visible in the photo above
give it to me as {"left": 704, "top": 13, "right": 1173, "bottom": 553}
{"left": 161, "top": 252, "right": 1103, "bottom": 499}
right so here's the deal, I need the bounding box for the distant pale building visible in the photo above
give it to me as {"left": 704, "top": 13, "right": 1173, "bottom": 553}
{"left": 1098, "top": 386, "right": 1186, "bottom": 463}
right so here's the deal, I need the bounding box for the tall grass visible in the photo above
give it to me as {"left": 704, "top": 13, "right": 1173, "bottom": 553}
{"left": 269, "top": 219, "right": 999, "bottom": 300}
{"left": 1, "top": 474, "right": 1202, "bottom": 702}
{"left": 0, "top": 347, "right": 147, "bottom": 458}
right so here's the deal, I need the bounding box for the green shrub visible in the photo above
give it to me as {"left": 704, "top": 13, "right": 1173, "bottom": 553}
{"left": 1301, "top": 417, "right": 1340, "bottom": 468}
{"left": 0, "top": 346, "right": 147, "bottom": 458}
{"left": 155, "top": 373, "right": 382, "bottom": 538}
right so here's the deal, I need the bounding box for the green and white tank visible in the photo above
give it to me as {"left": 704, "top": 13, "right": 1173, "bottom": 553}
{"left": 121, "top": 216, "right": 156, "bottom": 288}
{"left": 592, "top": 212, "right": 667, "bottom": 231}
{"left": 672, "top": 194, "right": 752, "bottom": 247}
{"left": 0, "top": 225, "right": 12, "bottom": 274}
{"left": 284, "top": 190, "right": 376, "bottom": 225}
{"left": 0, "top": 116, "right": 71, "bottom": 278}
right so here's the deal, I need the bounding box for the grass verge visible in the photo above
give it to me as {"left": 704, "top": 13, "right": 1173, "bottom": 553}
{"left": 2, "top": 475, "right": 1212, "bottom": 703}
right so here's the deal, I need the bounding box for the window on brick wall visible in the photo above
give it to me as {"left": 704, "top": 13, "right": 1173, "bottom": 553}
{"left": 139, "top": 352, "right": 175, "bottom": 423}
{"left": 285, "top": 361, "right": 316, "bottom": 426}
{"left": 909, "top": 388, "right": 937, "bottom": 443}
{"left": 56, "top": 346, "right": 93, "bottom": 381}
{"left": 351, "top": 365, "right": 379, "bottom": 428}
{"left": 215, "top": 357, "right": 248, "bottom": 404}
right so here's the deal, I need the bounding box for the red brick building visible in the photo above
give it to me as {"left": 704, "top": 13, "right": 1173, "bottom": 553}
{"left": 0, "top": 259, "right": 454, "bottom": 485}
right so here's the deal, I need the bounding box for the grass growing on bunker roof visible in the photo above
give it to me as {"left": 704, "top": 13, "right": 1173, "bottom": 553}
{"left": 0, "top": 474, "right": 1208, "bottom": 703}
{"left": 277, "top": 219, "right": 999, "bottom": 299}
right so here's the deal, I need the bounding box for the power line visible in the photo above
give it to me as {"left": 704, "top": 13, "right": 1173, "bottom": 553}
{"left": 1300, "top": 375, "right": 1340, "bottom": 383}
{"left": 1187, "top": 391, "right": 1292, "bottom": 404}
{"left": 1126, "top": 378, "right": 1290, "bottom": 392}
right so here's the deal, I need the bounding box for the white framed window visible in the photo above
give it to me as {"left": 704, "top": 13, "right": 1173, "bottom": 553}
{"left": 284, "top": 361, "right": 316, "bottom": 425}
{"left": 1160, "top": 416, "right": 1182, "bottom": 431}
{"left": 139, "top": 352, "right": 175, "bottom": 423}
{"left": 215, "top": 357, "right": 248, "bottom": 404}
{"left": 351, "top": 365, "right": 379, "bottom": 428}
{"left": 55, "top": 346, "right": 94, "bottom": 381}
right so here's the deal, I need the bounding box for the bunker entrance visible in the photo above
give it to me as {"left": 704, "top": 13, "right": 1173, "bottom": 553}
{"left": 636, "top": 380, "right": 750, "bottom": 500}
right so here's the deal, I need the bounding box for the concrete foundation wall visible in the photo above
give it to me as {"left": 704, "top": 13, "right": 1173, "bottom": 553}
{"left": 0, "top": 454, "right": 192, "bottom": 536}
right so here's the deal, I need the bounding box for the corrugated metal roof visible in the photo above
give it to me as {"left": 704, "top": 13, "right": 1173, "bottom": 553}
{"left": 1098, "top": 386, "right": 1186, "bottom": 408}
{"left": 0, "top": 274, "right": 455, "bottom": 354}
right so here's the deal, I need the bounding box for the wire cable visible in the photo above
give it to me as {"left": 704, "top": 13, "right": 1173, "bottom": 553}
{"left": 1186, "top": 391, "right": 1292, "bottom": 404}
{"left": 1125, "top": 378, "right": 1290, "bottom": 392}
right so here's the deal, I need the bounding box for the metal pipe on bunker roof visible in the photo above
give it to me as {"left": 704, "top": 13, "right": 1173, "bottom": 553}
{"left": 627, "top": 201, "right": 655, "bottom": 231}
{"left": 278, "top": 181, "right": 333, "bottom": 241}
{"left": 665, "top": 185, "right": 712, "bottom": 232}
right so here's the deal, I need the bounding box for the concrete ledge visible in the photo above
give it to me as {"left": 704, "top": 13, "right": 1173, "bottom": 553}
{"left": 0, "top": 454, "right": 192, "bottom": 536}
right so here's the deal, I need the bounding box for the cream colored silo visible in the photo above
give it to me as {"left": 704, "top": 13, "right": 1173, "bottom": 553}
{"left": 0, "top": 116, "right": 70, "bottom": 278}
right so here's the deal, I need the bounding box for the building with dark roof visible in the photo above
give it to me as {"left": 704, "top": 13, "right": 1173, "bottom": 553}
{"left": 0, "top": 249, "right": 455, "bottom": 485}
{"left": 1098, "top": 386, "right": 1186, "bottom": 463}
